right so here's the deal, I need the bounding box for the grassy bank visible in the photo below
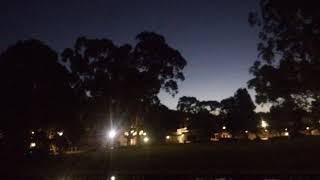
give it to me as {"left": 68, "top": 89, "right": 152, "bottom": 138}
{"left": 8, "top": 136, "right": 320, "bottom": 177}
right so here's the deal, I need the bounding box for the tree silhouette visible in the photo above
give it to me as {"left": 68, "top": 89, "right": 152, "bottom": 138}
{"left": 220, "top": 88, "right": 256, "bottom": 133}
{"left": 269, "top": 99, "right": 307, "bottom": 134}
{"left": 177, "top": 96, "right": 200, "bottom": 114}
{"left": 62, "top": 32, "right": 187, "bottom": 129}
{"left": 177, "top": 96, "right": 222, "bottom": 141}
{"left": 248, "top": 0, "right": 320, "bottom": 128}
{"left": 0, "top": 39, "right": 76, "bottom": 154}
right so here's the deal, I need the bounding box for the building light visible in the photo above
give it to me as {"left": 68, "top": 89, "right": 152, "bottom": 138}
{"left": 143, "top": 132, "right": 147, "bottom": 136}
{"left": 143, "top": 137, "right": 149, "bottom": 143}
{"left": 30, "top": 142, "right": 36, "bottom": 148}
{"left": 130, "top": 130, "right": 135, "bottom": 134}
{"left": 132, "top": 132, "right": 137, "bottom": 136}
{"left": 284, "top": 132, "right": 289, "bottom": 136}
{"left": 124, "top": 132, "right": 129, "bottom": 136}
{"left": 57, "top": 131, "right": 63, "bottom": 136}
{"left": 245, "top": 130, "right": 248, "bottom": 134}
{"left": 285, "top": 128, "right": 288, "bottom": 131}
{"left": 264, "top": 129, "right": 268, "bottom": 132}
{"left": 139, "top": 130, "right": 144, "bottom": 135}
{"left": 110, "top": 175, "right": 116, "bottom": 180}
{"left": 222, "top": 126, "right": 226, "bottom": 130}
{"left": 31, "top": 131, "right": 35, "bottom": 135}
{"left": 166, "top": 136, "right": 170, "bottom": 140}
{"left": 306, "top": 127, "right": 310, "bottom": 130}
{"left": 177, "top": 127, "right": 189, "bottom": 135}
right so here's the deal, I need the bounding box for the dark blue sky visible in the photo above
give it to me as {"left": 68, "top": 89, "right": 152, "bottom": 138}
{"left": 1, "top": 0, "right": 264, "bottom": 110}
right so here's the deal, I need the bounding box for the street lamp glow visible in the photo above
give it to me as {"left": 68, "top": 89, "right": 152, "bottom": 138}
{"left": 30, "top": 142, "right": 36, "bottom": 148}
{"left": 143, "top": 132, "right": 147, "bottom": 136}
{"left": 108, "top": 129, "right": 117, "bottom": 139}
{"left": 143, "top": 137, "right": 149, "bottom": 143}
{"left": 110, "top": 175, "right": 116, "bottom": 180}
{"left": 166, "top": 135, "right": 170, "bottom": 140}
{"left": 245, "top": 130, "right": 248, "bottom": 134}
{"left": 261, "top": 120, "right": 269, "bottom": 128}
{"left": 31, "top": 131, "right": 35, "bottom": 135}
{"left": 306, "top": 126, "right": 310, "bottom": 130}
{"left": 222, "top": 126, "right": 226, "bottom": 130}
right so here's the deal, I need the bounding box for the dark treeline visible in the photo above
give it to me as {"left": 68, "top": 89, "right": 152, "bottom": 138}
{"left": 248, "top": 0, "right": 320, "bottom": 134}
{"left": 0, "top": 32, "right": 187, "bottom": 155}
{"left": 1, "top": 0, "right": 320, "bottom": 155}
{"left": 176, "top": 88, "right": 257, "bottom": 142}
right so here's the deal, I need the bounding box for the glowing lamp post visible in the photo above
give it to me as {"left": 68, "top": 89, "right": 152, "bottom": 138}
{"left": 108, "top": 129, "right": 117, "bottom": 139}
{"left": 107, "top": 129, "right": 117, "bottom": 149}
{"left": 143, "top": 137, "right": 149, "bottom": 143}
{"left": 261, "top": 120, "right": 269, "bottom": 129}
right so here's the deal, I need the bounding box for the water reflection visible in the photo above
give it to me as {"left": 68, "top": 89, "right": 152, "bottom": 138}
{"left": 51, "top": 175, "right": 320, "bottom": 180}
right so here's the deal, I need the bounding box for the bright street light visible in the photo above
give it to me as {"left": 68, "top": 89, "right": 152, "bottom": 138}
{"left": 110, "top": 175, "right": 116, "bottom": 180}
{"left": 166, "top": 135, "right": 170, "bottom": 140}
{"left": 261, "top": 120, "right": 269, "bottom": 128}
{"left": 222, "top": 126, "right": 226, "bottom": 130}
{"left": 108, "top": 129, "right": 117, "bottom": 139}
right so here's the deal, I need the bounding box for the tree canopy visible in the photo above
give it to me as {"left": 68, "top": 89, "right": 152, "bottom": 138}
{"left": 248, "top": 0, "right": 320, "bottom": 128}
{"left": 248, "top": 0, "right": 320, "bottom": 104}
{"left": 177, "top": 88, "right": 256, "bottom": 135}
{"left": 0, "top": 39, "right": 77, "bottom": 153}
{"left": 62, "top": 32, "right": 187, "bottom": 128}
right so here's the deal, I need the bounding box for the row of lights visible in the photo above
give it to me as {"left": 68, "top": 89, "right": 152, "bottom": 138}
{"left": 108, "top": 129, "right": 150, "bottom": 143}
{"left": 30, "top": 130, "right": 64, "bottom": 137}
{"left": 124, "top": 130, "right": 147, "bottom": 137}
{"left": 29, "top": 130, "right": 64, "bottom": 149}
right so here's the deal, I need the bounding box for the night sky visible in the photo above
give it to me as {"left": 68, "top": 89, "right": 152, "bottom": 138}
{"left": 1, "top": 0, "right": 263, "bottom": 110}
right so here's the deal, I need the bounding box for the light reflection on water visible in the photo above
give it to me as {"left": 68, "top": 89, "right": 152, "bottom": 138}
{"left": 50, "top": 175, "right": 320, "bottom": 180}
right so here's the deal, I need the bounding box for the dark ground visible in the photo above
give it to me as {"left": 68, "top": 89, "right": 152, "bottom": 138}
{"left": 2, "top": 137, "right": 320, "bottom": 179}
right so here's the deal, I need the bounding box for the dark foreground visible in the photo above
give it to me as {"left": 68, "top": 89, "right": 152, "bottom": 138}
{"left": 3, "top": 137, "right": 320, "bottom": 179}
